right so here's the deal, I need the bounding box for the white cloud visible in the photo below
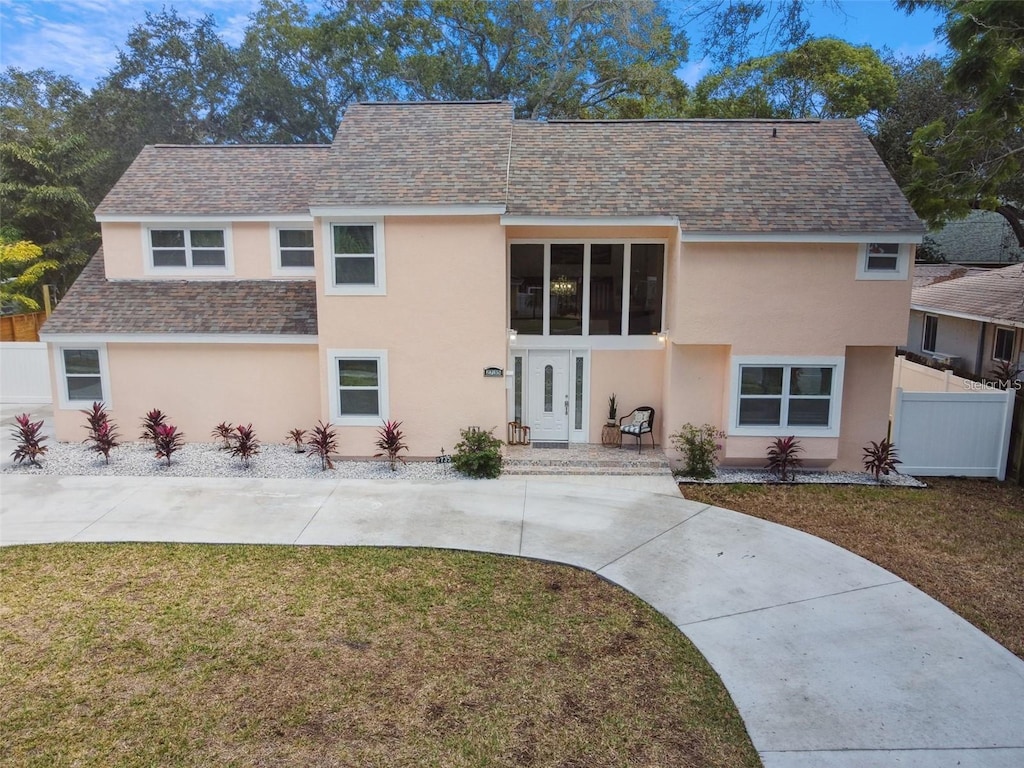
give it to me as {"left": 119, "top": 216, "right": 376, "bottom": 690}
{"left": 679, "top": 57, "right": 711, "bottom": 87}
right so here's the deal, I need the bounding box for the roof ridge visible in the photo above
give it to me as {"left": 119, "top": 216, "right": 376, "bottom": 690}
{"left": 539, "top": 118, "right": 823, "bottom": 124}
{"left": 354, "top": 100, "right": 511, "bottom": 106}
{"left": 148, "top": 144, "right": 330, "bottom": 149}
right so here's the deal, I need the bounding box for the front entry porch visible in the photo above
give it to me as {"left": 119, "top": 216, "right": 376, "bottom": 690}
{"left": 503, "top": 442, "right": 670, "bottom": 476}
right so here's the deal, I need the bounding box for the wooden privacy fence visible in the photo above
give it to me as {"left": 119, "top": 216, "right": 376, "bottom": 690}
{"left": 0, "top": 311, "right": 47, "bottom": 342}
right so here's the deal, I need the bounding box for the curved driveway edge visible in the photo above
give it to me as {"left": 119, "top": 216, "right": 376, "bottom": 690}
{"left": 2, "top": 474, "right": 1023, "bottom": 767}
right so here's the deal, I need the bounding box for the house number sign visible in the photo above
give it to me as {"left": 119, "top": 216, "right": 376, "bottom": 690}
{"left": 483, "top": 367, "right": 504, "bottom": 377}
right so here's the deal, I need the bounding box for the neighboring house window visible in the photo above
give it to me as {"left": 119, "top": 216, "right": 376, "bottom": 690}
{"left": 730, "top": 357, "right": 844, "bottom": 437}
{"left": 856, "top": 242, "right": 909, "bottom": 281}
{"left": 149, "top": 228, "right": 227, "bottom": 269}
{"left": 56, "top": 345, "right": 111, "bottom": 409}
{"left": 327, "top": 349, "right": 388, "bottom": 425}
{"left": 510, "top": 241, "right": 665, "bottom": 338}
{"left": 276, "top": 228, "right": 315, "bottom": 270}
{"left": 325, "top": 221, "right": 385, "bottom": 295}
{"left": 993, "top": 327, "right": 1016, "bottom": 362}
{"left": 922, "top": 314, "right": 938, "bottom": 353}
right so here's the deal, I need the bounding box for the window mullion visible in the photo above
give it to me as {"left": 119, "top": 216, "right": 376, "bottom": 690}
{"left": 582, "top": 243, "right": 591, "bottom": 337}
{"left": 542, "top": 243, "right": 551, "bottom": 337}
{"left": 621, "top": 244, "right": 631, "bottom": 337}
{"left": 780, "top": 367, "right": 791, "bottom": 427}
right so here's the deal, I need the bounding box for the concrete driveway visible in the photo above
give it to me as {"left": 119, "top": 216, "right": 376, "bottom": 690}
{"left": 1, "top": 473, "right": 1022, "bottom": 768}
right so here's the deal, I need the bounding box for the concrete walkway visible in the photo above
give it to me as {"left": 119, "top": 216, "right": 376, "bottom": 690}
{"left": 2, "top": 472, "right": 1023, "bottom": 767}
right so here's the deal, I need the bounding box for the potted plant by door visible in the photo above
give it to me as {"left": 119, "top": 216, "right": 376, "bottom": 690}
{"left": 607, "top": 393, "right": 618, "bottom": 426}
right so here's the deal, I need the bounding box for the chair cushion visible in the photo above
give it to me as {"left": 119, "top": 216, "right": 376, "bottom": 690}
{"left": 621, "top": 424, "right": 650, "bottom": 435}
{"left": 631, "top": 410, "right": 648, "bottom": 426}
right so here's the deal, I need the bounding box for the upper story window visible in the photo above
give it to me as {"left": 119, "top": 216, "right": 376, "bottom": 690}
{"left": 510, "top": 241, "right": 665, "bottom": 339}
{"left": 856, "top": 242, "right": 909, "bottom": 281}
{"left": 273, "top": 227, "right": 315, "bottom": 275}
{"left": 146, "top": 226, "right": 232, "bottom": 275}
{"left": 729, "top": 356, "right": 845, "bottom": 437}
{"left": 325, "top": 220, "right": 385, "bottom": 295}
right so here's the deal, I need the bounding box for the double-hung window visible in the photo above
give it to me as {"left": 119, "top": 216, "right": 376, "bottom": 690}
{"left": 275, "top": 228, "right": 315, "bottom": 271}
{"left": 856, "top": 242, "right": 909, "bottom": 280}
{"left": 149, "top": 228, "right": 229, "bottom": 271}
{"left": 326, "top": 221, "right": 385, "bottom": 294}
{"left": 993, "top": 327, "right": 1016, "bottom": 362}
{"left": 56, "top": 346, "right": 110, "bottom": 408}
{"left": 327, "top": 349, "right": 389, "bottom": 425}
{"left": 731, "top": 357, "right": 844, "bottom": 437}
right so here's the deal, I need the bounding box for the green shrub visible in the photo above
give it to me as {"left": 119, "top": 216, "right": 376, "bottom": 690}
{"left": 671, "top": 423, "right": 725, "bottom": 479}
{"left": 452, "top": 427, "right": 503, "bottom": 479}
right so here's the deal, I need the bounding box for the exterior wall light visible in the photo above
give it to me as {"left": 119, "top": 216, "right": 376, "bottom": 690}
{"left": 508, "top": 328, "right": 518, "bottom": 344}
{"left": 658, "top": 329, "right": 669, "bottom": 343}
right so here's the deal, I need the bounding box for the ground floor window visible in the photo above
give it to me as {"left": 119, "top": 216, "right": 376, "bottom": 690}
{"left": 922, "top": 314, "right": 938, "bottom": 353}
{"left": 993, "top": 327, "right": 1016, "bottom": 363}
{"left": 327, "top": 349, "right": 388, "bottom": 425}
{"left": 730, "top": 357, "right": 844, "bottom": 437}
{"left": 56, "top": 345, "right": 110, "bottom": 408}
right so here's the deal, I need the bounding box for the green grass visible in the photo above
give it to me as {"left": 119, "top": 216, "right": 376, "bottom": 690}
{"left": 0, "top": 544, "right": 761, "bottom": 768}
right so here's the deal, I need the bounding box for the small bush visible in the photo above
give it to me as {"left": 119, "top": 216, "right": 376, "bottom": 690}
{"left": 862, "top": 438, "right": 901, "bottom": 481}
{"left": 286, "top": 428, "right": 307, "bottom": 453}
{"left": 228, "top": 423, "right": 260, "bottom": 468}
{"left": 374, "top": 419, "right": 409, "bottom": 471}
{"left": 306, "top": 421, "right": 338, "bottom": 471}
{"left": 81, "top": 401, "right": 120, "bottom": 464}
{"left": 452, "top": 427, "right": 503, "bottom": 479}
{"left": 671, "top": 423, "right": 725, "bottom": 479}
{"left": 766, "top": 436, "right": 802, "bottom": 481}
{"left": 80, "top": 402, "right": 110, "bottom": 435}
{"left": 140, "top": 409, "right": 168, "bottom": 445}
{"left": 153, "top": 424, "right": 184, "bottom": 467}
{"left": 211, "top": 421, "right": 235, "bottom": 449}
{"left": 10, "top": 413, "right": 48, "bottom": 467}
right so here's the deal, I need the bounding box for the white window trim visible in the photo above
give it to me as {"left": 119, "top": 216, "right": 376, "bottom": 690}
{"left": 323, "top": 218, "right": 385, "bottom": 296}
{"left": 856, "top": 242, "right": 909, "bottom": 281}
{"left": 143, "top": 224, "right": 234, "bottom": 277}
{"left": 508, "top": 238, "right": 668, "bottom": 343}
{"left": 53, "top": 343, "right": 112, "bottom": 410}
{"left": 270, "top": 223, "right": 316, "bottom": 277}
{"left": 922, "top": 314, "right": 938, "bottom": 353}
{"left": 728, "top": 355, "right": 845, "bottom": 438}
{"left": 993, "top": 326, "right": 1016, "bottom": 362}
{"left": 326, "top": 348, "right": 389, "bottom": 426}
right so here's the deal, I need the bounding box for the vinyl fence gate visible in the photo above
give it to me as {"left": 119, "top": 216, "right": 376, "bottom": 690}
{"left": 892, "top": 387, "right": 1016, "bottom": 480}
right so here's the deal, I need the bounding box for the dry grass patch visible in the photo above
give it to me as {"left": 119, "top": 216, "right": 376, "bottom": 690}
{"left": 0, "top": 544, "right": 760, "bottom": 768}
{"left": 681, "top": 478, "right": 1024, "bottom": 658}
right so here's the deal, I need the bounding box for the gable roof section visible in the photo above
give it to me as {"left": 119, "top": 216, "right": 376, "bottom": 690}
{"left": 912, "top": 264, "right": 1024, "bottom": 328}
{"left": 311, "top": 101, "right": 513, "bottom": 209}
{"left": 41, "top": 251, "right": 318, "bottom": 337}
{"left": 507, "top": 119, "right": 922, "bottom": 234}
{"left": 913, "top": 264, "right": 988, "bottom": 289}
{"left": 95, "top": 145, "right": 330, "bottom": 218}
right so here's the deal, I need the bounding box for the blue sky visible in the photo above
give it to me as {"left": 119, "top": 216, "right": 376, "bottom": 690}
{"left": 0, "top": 0, "right": 948, "bottom": 91}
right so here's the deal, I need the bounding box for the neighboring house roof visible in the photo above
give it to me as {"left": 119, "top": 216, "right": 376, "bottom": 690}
{"left": 912, "top": 264, "right": 988, "bottom": 289}
{"left": 311, "top": 101, "right": 513, "bottom": 208}
{"left": 42, "top": 252, "right": 318, "bottom": 336}
{"left": 506, "top": 118, "right": 923, "bottom": 234}
{"left": 95, "top": 145, "right": 331, "bottom": 217}
{"left": 920, "top": 210, "right": 1024, "bottom": 265}
{"left": 912, "top": 263, "right": 1024, "bottom": 328}
{"left": 97, "top": 102, "right": 922, "bottom": 236}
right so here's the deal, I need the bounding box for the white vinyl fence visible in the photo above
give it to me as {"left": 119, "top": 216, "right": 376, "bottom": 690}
{"left": 0, "top": 342, "right": 51, "bottom": 403}
{"left": 891, "top": 357, "right": 1015, "bottom": 480}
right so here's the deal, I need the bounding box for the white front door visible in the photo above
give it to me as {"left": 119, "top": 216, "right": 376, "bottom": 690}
{"left": 528, "top": 351, "right": 570, "bottom": 442}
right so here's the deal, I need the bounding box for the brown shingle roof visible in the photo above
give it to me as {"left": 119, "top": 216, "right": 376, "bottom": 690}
{"left": 41, "top": 251, "right": 318, "bottom": 336}
{"left": 912, "top": 264, "right": 1024, "bottom": 326}
{"left": 310, "top": 101, "right": 513, "bottom": 207}
{"left": 95, "top": 145, "right": 330, "bottom": 217}
{"left": 507, "top": 118, "right": 923, "bottom": 233}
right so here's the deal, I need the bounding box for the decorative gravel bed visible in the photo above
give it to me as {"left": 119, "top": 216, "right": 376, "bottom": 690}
{"left": 2, "top": 440, "right": 458, "bottom": 481}
{"left": 675, "top": 467, "right": 927, "bottom": 487}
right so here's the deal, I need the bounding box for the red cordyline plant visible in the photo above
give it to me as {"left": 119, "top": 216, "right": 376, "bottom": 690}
{"left": 153, "top": 423, "right": 184, "bottom": 467}
{"left": 80, "top": 401, "right": 110, "bottom": 434}
{"left": 229, "top": 423, "right": 260, "bottom": 468}
{"left": 306, "top": 420, "right": 337, "bottom": 471}
{"left": 10, "top": 413, "right": 48, "bottom": 467}
{"left": 140, "top": 409, "right": 169, "bottom": 445}
{"left": 286, "top": 428, "right": 307, "bottom": 453}
{"left": 211, "top": 421, "right": 235, "bottom": 449}
{"left": 81, "top": 401, "right": 120, "bottom": 464}
{"left": 862, "top": 438, "right": 901, "bottom": 482}
{"left": 766, "top": 436, "right": 803, "bottom": 482}
{"left": 374, "top": 419, "right": 409, "bottom": 471}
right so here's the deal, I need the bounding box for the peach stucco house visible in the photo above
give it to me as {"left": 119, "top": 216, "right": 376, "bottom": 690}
{"left": 40, "top": 101, "right": 924, "bottom": 469}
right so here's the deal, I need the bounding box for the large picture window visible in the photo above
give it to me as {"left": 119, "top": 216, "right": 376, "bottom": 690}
{"left": 148, "top": 227, "right": 228, "bottom": 271}
{"left": 731, "top": 357, "right": 844, "bottom": 437}
{"left": 327, "top": 349, "right": 388, "bottom": 425}
{"left": 509, "top": 241, "right": 664, "bottom": 339}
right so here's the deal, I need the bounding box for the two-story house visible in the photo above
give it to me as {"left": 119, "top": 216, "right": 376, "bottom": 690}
{"left": 41, "top": 101, "right": 923, "bottom": 469}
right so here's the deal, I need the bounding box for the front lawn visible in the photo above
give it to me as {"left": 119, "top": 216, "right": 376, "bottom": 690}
{"left": 682, "top": 478, "right": 1024, "bottom": 659}
{"left": 0, "top": 544, "right": 760, "bottom": 768}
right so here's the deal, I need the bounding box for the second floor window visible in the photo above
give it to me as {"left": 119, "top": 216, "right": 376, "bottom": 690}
{"left": 277, "top": 229, "right": 315, "bottom": 269}
{"left": 150, "top": 228, "right": 226, "bottom": 268}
